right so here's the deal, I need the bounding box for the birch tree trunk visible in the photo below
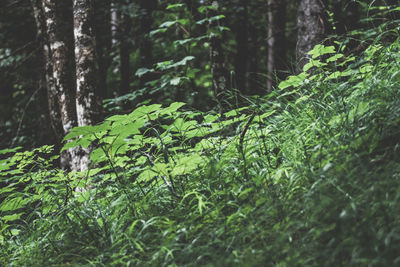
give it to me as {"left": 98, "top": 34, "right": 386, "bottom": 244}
{"left": 73, "top": 0, "right": 102, "bottom": 171}
{"left": 30, "top": 0, "right": 63, "bottom": 143}
{"left": 267, "top": 0, "right": 286, "bottom": 91}
{"left": 41, "top": 0, "right": 81, "bottom": 171}
{"left": 297, "top": 0, "right": 327, "bottom": 71}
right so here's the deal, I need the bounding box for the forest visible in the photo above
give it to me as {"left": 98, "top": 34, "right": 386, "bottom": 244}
{"left": 1, "top": 0, "right": 400, "bottom": 265}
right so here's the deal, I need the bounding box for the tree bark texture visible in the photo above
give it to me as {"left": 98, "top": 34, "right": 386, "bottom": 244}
{"left": 73, "top": 0, "right": 101, "bottom": 126}
{"left": 42, "top": 0, "right": 81, "bottom": 171}
{"left": 30, "top": 0, "right": 63, "bottom": 143}
{"left": 297, "top": 0, "right": 327, "bottom": 71}
{"left": 94, "top": 0, "right": 112, "bottom": 99}
{"left": 233, "top": 0, "right": 248, "bottom": 93}
{"left": 208, "top": 0, "right": 230, "bottom": 112}
{"left": 139, "top": 0, "right": 157, "bottom": 86}
{"left": 119, "top": 11, "right": 131, "bottom": 95}
{"left": 73, "top": 0, "right": 102, "bottom": 171}
{"left": 139, "top": 0, "right": 156, "bottom": 67}
{"left": 267, "top": 0, "right": 286, "bottom": 90}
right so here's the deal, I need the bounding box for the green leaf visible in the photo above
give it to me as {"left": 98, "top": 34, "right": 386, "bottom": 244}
{"left": 171, "top": 154, "right": 204, "bottom": 176}
{"left": 302, "top": 59, "right": 326, "bottom": 72}
{"left": 166, "top": 3, "right": 184, "bottom": 9}
{"left": 159, "top": 21, "right": 177, "bottom": 28}
{"left": 308, "top": 44, "right": 336, "bottom": 59}
{"left": 197, "top": 15, "right": 225, "bottom": 25}
{"left": 0, "top": 196, "right": 28, "bottom": 211}
{"left": 278, "top": 73, "right": 308, "bottom": 89}
{"left": 159, "top": 102, "right": 186, "bottom": 115}
{"left": 149, "top": 28, "right": 167, "bottom": 37}
{"left": 326, "top": 54, "right": 344, "bottom": 62}
{"left": 170, "top": 77, "right": 181, "bottom": 85}
{"left": 138, "top": 169, "right": 157, "bottom": 182}
{"left": 168, "top": 56, "right": 195, "bottom": 69}
{"left": 135, "top": 68, "right": 153, "bottom": 78}
{"left": 0, "top": 147, "right": 22, "bottom": 155}
{"left": 1, "top": 213, "right": 23, "bottom": 222}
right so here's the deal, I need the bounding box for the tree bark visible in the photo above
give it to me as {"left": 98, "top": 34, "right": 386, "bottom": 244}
{"left": 119, "top": 11, "right": 131, "bottom": 95}
{"left": 267, "top": 0, "right": 286, "bottom": 90}
{"left": 42, "top": 0, "right": 80, "bottom": 171}
{"left": 208, "top": 0, "right": 230, "bottom": 112}
{"left": 139, "top": 0, "right": 156, "bottom": 67}
{"left": 247, "top": 22, "right": 259, "bottom": 95}
{"left": 233, "top": 0, "right": 248, "bottom": 93}
{"left": 297, "top": 0, "right": 327, "bottom": 71}
{"left": 138, "top": 0, "right": 157, "bottom": 86}
{"left": 94, "top": 0, "right": 112, "bottom": 99}
{"left": 73, "top": 0, "right": 102, "bottom": 171}
{"left": 30, "top": 0, "right": 63, "bottom": 144}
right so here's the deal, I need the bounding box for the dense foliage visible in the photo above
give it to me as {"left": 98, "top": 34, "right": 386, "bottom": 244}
{"left": 1, "top": 1, "right": 400, "bottom": 266}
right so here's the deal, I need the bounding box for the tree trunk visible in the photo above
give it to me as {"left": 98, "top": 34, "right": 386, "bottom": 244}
{"left": 267, "top": 0, "right": 286, "bottom": 91}
{"left": 30, "top": 0, "right": 63, "bottom": 144}
{"left": 246, "top": 24, "right": 257, "bottom": 94}
{"left": 139, "top": 0, "right": 157, "bottom": 86}
{"left": 73, "top": 0, "right": 102, "bottom": 171}
{"left": 42, "top": 0, "right": 80, "bottom": 171}
{"left": 111, "top": 1, "right": 118, "bottom": 47}
{"left": 94, "top": 0, "right": 112, "bottom": 99}
{"left": 233, "top": 0, "right": 248, "bottom": 93}
{"left": 119, "top": 11, "right": 131, "bottom": 95}
{"left": 208, "top": 0, "right": 230, "bottom": 112}
{"left": 297, "top": 0, "right": 327, "bottom": 71}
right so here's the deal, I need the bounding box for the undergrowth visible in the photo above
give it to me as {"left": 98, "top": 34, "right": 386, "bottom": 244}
{"left": 2, "top": 25, "right": 400, "bottom": 267}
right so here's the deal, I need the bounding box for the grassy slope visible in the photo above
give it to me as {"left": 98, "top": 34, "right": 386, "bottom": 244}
{"left": 1, "top": 38, "right": 400, "bottom": 266}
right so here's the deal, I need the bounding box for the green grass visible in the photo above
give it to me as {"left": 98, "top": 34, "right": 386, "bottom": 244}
{"left": 2, "top": 34, "right": 400, "bottom": 266}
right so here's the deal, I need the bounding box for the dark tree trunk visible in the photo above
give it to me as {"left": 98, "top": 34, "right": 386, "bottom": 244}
{"left": 73, "top": 0, "right": 102, "bottom": 171}
{"left": 94, "top": 0, "right": 112, "bottom": 99}
{"left": 297, "top": 0, "right": 327, "bottom": 71}
{"left": 267, "top": 0, "right": 286, "bottom": 91}
{"left": 139, "top": 0, "right": 157, "bottom": 86}
{"left": 119, "top": 11, "right": 131, "bottom": 95}
{"left": 42, "top": 0, "right": 80, "bottom": 170}
{"left": 247, "top": 23, "right": 259, "bottom": 94}
{"left": 208, "top": 0, "right": 230, "bottom": 112}
{"left": 233, "top": 0, "right": 248, "bottom": 93}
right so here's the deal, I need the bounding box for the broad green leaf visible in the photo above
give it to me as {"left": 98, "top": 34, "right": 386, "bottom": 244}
{"left": 278, "top": 72, "right": 308, "bottom": 89}
{"left": 159, "top": 102, "right": 186, "bottom": 115}
{"left": 166, "top": 3, "right": 183, "bottom": 9}
{"left": 170, "top": 77, "right": 181, "bottom": 85}
{"left": 168, "top": 56, "right": 195, "bottom": 69}
{"left": 0, "top": 147, "right": 21, "bottom": 155}
{"left": 326, "top": 54, "right": 344, "bottom": 62}
{"left": 0, "top": 196, "right": 28, "bottom": 211}
{"left": 196, "top": 15, "right": 225, "bottom": 25}
{"left": 149, "top": 28, "right": 167, "bottom": 37}
{"left": 303, "top": 59, "right": 326, "bottom": 72}
{"left": 138, "top": 169, "right": 157, "bottom": 182}
{"left": 308, "top": 45, "right": 336, "bottom": 59}
{"left": 1, "top": 213, "right": 23, "bottom": 222}
{"left": 171, "top": 154, "right": 204, "bottom": 176}
{"left": 159, "top": 21, "right": 176, "bottom": 28}
{"left": 135, "top": 68, "right": 153, "bottom": 78}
